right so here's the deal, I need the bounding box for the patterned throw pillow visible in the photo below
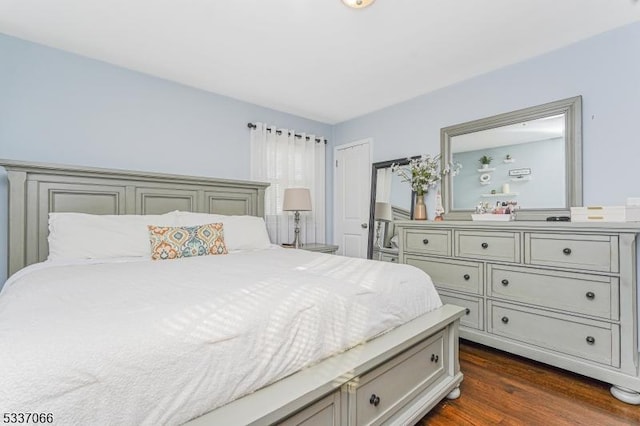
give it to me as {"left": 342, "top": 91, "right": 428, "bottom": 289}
{"left": 148, "top": 223, "right": 227, "bottom": 260}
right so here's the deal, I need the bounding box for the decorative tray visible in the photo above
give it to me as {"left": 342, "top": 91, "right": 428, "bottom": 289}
{"left": 471, "top": 214, "right": 512, "bottom": 221}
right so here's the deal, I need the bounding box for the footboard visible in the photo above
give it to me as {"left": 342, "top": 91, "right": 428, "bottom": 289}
{"left": 185, "top": 304, "right": 465, "bottom": 426}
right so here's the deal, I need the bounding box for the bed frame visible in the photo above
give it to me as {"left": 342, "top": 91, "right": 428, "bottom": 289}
{"left": 1, "top": 159, "right": 464, "bottom": 426}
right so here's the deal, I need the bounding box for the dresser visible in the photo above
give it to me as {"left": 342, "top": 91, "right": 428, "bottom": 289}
{"left": 396, "top": 220, "right": 640, "bottom": 404}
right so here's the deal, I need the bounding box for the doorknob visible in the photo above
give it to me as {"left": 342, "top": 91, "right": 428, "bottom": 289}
{"left": 361, "top": 223, "right": 368, "bottom": 229}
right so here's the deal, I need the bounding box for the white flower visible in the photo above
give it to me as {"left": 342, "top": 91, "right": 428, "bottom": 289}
{"left": 392, "top": 154, "right": 461, "bottom": 196}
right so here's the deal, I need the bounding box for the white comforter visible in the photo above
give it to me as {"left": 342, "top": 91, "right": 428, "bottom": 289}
{"left": 0, "top": 248, "right": 441, "bottom": 425}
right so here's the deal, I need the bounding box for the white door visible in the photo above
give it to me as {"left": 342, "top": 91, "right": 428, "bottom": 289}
{"left": 334, "top": 139, "right": 371, "bottom": 258}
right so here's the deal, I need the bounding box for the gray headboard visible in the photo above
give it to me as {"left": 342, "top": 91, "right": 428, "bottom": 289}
{"left": 1, "top": 159, "right": 268, "bottom": 276}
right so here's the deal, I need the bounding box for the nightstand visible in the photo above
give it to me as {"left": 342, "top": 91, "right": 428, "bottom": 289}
{"left": 300, "top": 243, "right": 339, "bottom": 254}
{"left": 372, "top": 247, "right": 399, "bottom": 263}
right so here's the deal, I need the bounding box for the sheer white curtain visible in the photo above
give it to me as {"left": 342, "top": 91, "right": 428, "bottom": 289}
{"left": 376, "top": 167, "right": 392, "bottom": 203}
{"left": 250, "top": 122, "right": 326, "bottom": 245}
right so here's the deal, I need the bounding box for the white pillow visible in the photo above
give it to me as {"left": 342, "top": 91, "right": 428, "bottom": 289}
{"left": 173, "top": 212, "right": 227, "bottom": 226}
{"left": 175, "top": 211, "right": 271, "bottom": 250}
{"left": 48, "top": 212, "right": 177, "bottom": 260}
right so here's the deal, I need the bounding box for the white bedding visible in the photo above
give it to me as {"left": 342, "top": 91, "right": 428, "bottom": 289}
{"left": 0, "top": 248, "right": 441, "bottom": 425}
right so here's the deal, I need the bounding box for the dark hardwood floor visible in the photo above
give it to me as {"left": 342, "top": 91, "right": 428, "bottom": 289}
{"left": 418, "top": 340, "right": 640, "bottom": 426}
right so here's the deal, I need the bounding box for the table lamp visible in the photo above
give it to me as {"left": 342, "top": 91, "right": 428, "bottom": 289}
{"left": 283, "top": 188, "right": 312, "bottom": 248}
{"left": 374, "top": 201, "right": 393, "bottom": 248}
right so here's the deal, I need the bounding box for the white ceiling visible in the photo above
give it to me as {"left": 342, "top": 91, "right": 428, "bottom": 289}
{"left": 1, "top": 0, "right": 639, "bottom": 124}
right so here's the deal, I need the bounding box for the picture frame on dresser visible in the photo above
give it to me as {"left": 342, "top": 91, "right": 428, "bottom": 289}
{"left": 396, "top": 220, "right": 640, "bottom": 405}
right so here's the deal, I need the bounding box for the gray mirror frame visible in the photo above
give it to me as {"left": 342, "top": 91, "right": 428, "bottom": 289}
{"left": 441, "top": 96, "right": 583, "bottom": 221}
{"left": 367, "top": 157, "right": 415, "bottom": 259}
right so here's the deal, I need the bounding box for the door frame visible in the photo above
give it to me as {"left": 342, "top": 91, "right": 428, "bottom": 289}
{"left": 333, "top": 138, "right": 372, "bottom": 256}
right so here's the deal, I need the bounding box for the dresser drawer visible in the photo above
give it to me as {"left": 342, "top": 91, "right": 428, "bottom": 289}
{"left": 488, "top": 265, "right": 619, "bottom": 320}
{"left": 439, "top": 291, "right": 483, "bottom": 330}
{"left": 455, "top": 230, "right": 520, "bottom": 263}
{"left": 405, "top": 256, "right": 483, "bottom": 295}
{"left": 380, "top": 253, "right": 398, "bottom": 263}
{"left": 278, "top": 391, "right": 340, "bottom": 426}
{"left": 525, "top": 233, "right": 619, "bottom": 273}
{"left": 488, "top": 302, "right": 619, "bottom": 367}
{"left": 350, "top": 331, "right": 445, "bottom": 425}
{"left": 403, "top": 229, "right": 451, "bottom": 256}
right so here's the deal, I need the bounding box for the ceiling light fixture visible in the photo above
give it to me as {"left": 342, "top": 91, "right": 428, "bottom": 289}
{"left": 342, "top": 0, "right": 375, "bottom": 9}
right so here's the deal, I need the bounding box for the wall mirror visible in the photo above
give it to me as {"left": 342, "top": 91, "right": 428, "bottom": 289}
{"left": 441, "top": 96, "right": 582, "bottom": 220}
{"left": 367, "top": 158, "right": 414, "bottom": 259}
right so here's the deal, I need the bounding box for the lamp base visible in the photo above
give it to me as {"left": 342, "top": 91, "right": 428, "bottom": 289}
{"left": 291, "top": 210, "right": 303, "bottom": 249}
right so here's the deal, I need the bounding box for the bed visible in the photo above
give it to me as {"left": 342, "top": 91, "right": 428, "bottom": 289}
{"left": 0, "top": 160, "right": 464, "bottom": 426}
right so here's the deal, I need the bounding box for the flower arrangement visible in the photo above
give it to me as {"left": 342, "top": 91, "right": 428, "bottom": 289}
{"left": 391, "top": 154, "right": 461, "bottom": 196}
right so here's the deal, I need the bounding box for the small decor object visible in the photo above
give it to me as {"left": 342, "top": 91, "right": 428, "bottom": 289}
{"left": 570, "top": 205, "right": 630, "bottom": 222}
{"left": 414, "top": 194, "right": 427, "bottom": 220}
{"left": 504, "top": 154, "right": 515, "bottom": 163}
{"left": 502, "top": 183, "right": 510, "bottom": 194}
{"left": 479, "top": 155, "right": 493, "bottom": 169}
{"left": 508, "top": 168, "right": 531, "bottom": 177}
{"left": 391, "top": 154, "right": 461, "bottom": 221}
{"left": 283, "top": 188, "right": 312, "bottom": 248}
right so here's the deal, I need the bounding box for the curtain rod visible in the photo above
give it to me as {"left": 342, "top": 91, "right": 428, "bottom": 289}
{"left": 247, "top": 123, "right": 327, "bottom": 144}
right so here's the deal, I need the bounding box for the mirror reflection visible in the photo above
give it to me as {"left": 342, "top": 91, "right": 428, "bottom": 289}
{"left": 451, "top": 114, "right": 565, "bottom": 210}
{"left": 441, "top": 96, "right": 582, "bottom": 220}
{"left": 367, "top": 159, "right": 413, "bottom": 260}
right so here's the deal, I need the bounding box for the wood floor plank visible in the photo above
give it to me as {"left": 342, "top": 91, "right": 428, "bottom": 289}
{"left": 418, "top": 340, "right": 640, "bottom": 425}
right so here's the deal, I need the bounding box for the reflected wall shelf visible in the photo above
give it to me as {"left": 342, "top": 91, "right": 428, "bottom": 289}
{"left": 477, "top": 167, "right": 496, "bottom": 172}
{"left": 481, "top": 192, "right": 519, "bottom": 197}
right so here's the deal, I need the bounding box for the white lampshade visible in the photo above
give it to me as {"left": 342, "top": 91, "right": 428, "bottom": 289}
{"left": 283, "top": 188, "right": 312, "bottom": 212}
{"left": 374, "top": 202, "right": 393, "bottom": 222}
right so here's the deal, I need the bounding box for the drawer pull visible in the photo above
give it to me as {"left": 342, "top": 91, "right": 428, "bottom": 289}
{"left": 586, "top": 336, "right": 595, "bottom": 345}
{"left": 481, "top": 242, "right": 489, "bottom": 249}
{"left": 465, "top": 308, "right": 471, "bottom": 315}
{"left": 369, "top": 394, "right": 380, "bottom": 407}
{"left": 430, "top": 354, "right": 439, "bottom": 363}
{"left": 423, "top": 239, "right": 429, "bottom": 245}
{"left": 586, "top": 291, "right": 595, "bottom": 300}
{"left": 501, "top": 279, "right": 509, "bottom": 286}
{"left": 390, "top": 257, "right": 397, "bottom": 262}
{"left": 501, "top": 316, "right": 509, "bottom": 324}
{"left": 463, "top": 274, "right": 470, "bottom": 280}
{"left": 563, "top": 248, "right": 572, "bottom": 255}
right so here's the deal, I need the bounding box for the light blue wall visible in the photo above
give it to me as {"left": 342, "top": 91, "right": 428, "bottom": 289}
{"left": 452, "top": 138, "right": 565, "bottom": 210}
{"left": 2, "top": 22, "right": 640, "bottom": 285}
{"left": 0, "top": 33, "right": 332, "bottom": 285}
{"left": 332, "top": 22, "right": 640, "bottom": 221}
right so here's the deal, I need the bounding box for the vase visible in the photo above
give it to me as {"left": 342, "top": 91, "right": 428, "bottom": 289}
{"left": 414, "top": 194, "right": 427, "bottom": 220}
